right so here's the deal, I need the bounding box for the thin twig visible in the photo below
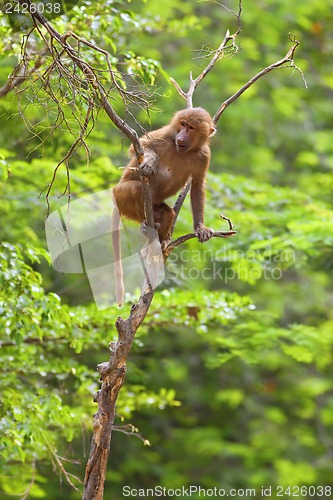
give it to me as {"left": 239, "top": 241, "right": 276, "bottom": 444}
{"left": 19, "top": 461, "right": 36, "bottom": 500}
{"left": 170, "top": 0, "right": 242, "bottom": 107}
{"left": 49, "top": 447, "right": 82, "bottom": 493}
{"left": 171, "top": 182, "right": 191, "bottom": 231}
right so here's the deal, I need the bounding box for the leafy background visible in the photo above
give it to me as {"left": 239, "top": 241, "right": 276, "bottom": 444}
{"left": 1, "top": 0, "right": 333, "bottom": 498}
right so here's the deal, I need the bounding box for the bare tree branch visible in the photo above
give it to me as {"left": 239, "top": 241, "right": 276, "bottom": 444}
{"left": 172, "top": 183, "right": 191, "bottom": 229}
{"left": 213, "top": 34, "right": 303, "bottom": 123}
{"left": 169, "top": 1, "right": 242, "bottom": 227}
{"left": 49, "top": 448, "right": 82, "bottom": 493}
{"left": 113, "top": 424, "right": 151, "bottom": 446}
{"left": 170, "top": 0, "right": 242, "bottom": 107}
{"left": 165, "top": 229, "right": 236, "bottom": 256}
{"left": 169, "top": 19, "right": 302, "bottom": 229}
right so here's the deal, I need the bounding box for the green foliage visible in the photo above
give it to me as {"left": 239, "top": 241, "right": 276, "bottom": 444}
{"left": 1, "top": 0, "right": 333, "bottom": 498}
{"left": 0, "top": 243, "right": 185, "bottom": 497}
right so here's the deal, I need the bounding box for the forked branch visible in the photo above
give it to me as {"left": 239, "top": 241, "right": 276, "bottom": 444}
{"left": 169, "top": 4, "right": 302, "bottom": 226}
{"left": 170, "top": 0, "right": 242, "bottom": 107}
